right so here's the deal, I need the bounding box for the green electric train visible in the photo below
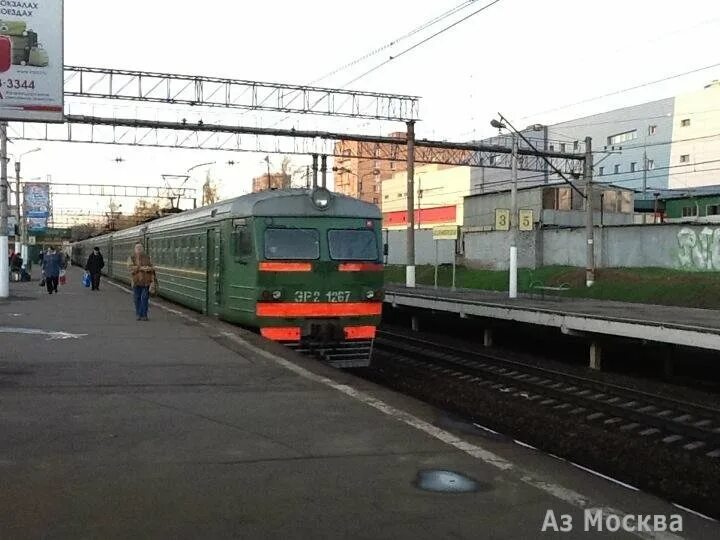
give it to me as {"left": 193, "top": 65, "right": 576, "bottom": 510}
{"left": 71, "top": 188, "right": 384, "bottom": 367}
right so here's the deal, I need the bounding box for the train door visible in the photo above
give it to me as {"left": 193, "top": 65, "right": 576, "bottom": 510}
{"left": 206, "top": 228, "right": 222, "bottom": 316}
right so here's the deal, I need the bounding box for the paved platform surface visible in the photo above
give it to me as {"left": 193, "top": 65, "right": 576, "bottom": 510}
{"left": 1, "top": 269, "right": 718, "bottom": 539}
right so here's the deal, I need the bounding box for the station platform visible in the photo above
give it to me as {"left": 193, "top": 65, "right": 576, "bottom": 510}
{"left": 1, "top": 269, "right": 717, "bottom": 538}
{"left": 385, "top": 285, "right": 720, "bottom": 367}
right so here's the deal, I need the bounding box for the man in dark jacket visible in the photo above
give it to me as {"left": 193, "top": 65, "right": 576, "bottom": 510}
{"left": 85, "top": 247, "right": 105, "bottom": 291}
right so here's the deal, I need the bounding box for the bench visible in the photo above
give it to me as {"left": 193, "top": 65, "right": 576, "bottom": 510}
{"left": 528, "top": 279, "right": 570, "bottom": 299}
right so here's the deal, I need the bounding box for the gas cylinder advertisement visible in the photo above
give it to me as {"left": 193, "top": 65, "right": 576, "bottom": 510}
{"left": 0, "top": 0, "right": 63, "bottom": 122}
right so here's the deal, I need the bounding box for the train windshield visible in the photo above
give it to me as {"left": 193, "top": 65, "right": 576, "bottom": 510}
{"left": 328, "top": 229, "right": 379, "bottom": 261}
{"left": 264, "top": 228, "right": 320, "bottom": 260}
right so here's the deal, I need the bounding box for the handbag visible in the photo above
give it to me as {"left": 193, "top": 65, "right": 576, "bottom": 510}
{"left": 39, "top": 277, "right": 45, "bottom": 287}
{"left": 82, "top": 271, "right": 91, "bottom": 288}
{"left": 59, "top": 269, "right": 66, "bottom": 285}
{"left": 149, "top": 279, "right": 158, "bottom": 296}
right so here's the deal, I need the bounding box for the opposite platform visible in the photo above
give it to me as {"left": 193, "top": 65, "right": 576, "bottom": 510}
{"left": 1, "top": 269, "right": 717, "bottom": 538}
{"left": 385, "top": 285, "right": 720, "bottom": 352}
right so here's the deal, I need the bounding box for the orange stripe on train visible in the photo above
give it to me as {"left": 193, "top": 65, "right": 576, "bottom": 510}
{"left": 258, "top": 262, "right": 312, "bottom": 272}
{"left": 261, "top": 327, "right": 301, "bottom": 341}
{"left": 338, "top": 263, "right": 384, "bottom": 272}
{"left": 256, "top": 302, "right": 382, "bottom": 317}
{"left": 344, "top": 326, "right": 377, "bottom": 339}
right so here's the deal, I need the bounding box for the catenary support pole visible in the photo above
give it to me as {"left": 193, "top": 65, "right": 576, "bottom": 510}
{"left": 15, "top": 161, "right": 24, "bottom": 267}
{"left": 311, "top": 154, "right": 318, "bottom": 189}
{"left": 584, "top": 137, "right": 595, "bottom": 287}
{"left": 405, "top": 120, "right": 416, "bottom": 288}
{"left": 320, "top": 155, "right": 327, "bottom": 189}
{"left": 0, "top": 122, "right": 8, "bottom": 298}
{"left": 509, "top": 134, "right": 518, "bottom": 299}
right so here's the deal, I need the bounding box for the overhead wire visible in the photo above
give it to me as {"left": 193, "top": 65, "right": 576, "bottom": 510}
{"left": 310, "top": 0, "right": 479, "bottom": 85}
{"left": 520, "top": 60, "right": 720, "bottom": 122}
{"left": 343, "top": 0, "right": 502, "bottom": 88}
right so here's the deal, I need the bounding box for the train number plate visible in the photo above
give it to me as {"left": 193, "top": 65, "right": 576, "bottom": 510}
{"left": 294, "top": 291, "right": 351, "bottom": 302}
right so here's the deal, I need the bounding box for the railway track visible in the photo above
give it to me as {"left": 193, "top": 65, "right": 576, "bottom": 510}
{"left": 374, "top": 329, "right": 720, "bottom": 458}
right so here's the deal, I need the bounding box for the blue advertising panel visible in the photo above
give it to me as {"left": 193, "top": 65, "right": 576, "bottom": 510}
{"left": 24, "top": 183, "right": 51, "bottom": 232}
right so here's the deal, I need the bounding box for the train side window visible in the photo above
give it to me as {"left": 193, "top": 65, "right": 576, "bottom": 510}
{"left": 233, "top": 225, "right": 253, "bottom": 261}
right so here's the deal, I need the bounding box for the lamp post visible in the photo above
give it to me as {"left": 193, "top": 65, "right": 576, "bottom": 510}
{"left": 490, "top": 118, "right": 518, "bottom": 298}
{"left": 186, "top": 161, "right": 215, "bottom": 207}
{"left": 15, "top": 147, "right": 41, "bottom": 266}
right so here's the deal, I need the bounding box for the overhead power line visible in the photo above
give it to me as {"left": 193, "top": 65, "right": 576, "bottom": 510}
{"left": 311, "top": 0, "right": 479, "bottom": 85}
{"left": 343, "top": 0, "right": 503, "bottom": 88}
{"left": 521, "top": 60, "right": 720, "bottom": 121}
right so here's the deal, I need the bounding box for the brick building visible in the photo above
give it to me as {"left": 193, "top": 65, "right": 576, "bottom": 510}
{"left": 333, "top": 132, "right": 408, "bottom": 205}
{"left": 252, "top": 173, "right": 291, "bottom": 193}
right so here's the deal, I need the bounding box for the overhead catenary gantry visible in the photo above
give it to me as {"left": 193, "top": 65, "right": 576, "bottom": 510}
{"left": 63, "top": 66, "right": 421, "bottom": 122}
{"left": 48, "top": 182, "right": 196, "bottom": 199}
{"left": 9, "top": 115, "right": 585, "bottom": 175}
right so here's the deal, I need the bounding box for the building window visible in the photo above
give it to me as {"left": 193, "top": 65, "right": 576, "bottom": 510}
{"left": 384, "top": 195, "right": 389, "bottom": 200}
{"left": 390, "top": 162, "right": 396, "bottom": 170}
{"left": 614, "top": 164, "right": 620, "bottom": 174}
{"left": 647, "top": 159, "right": 655, "bottom": 170}
{"left": 548, "top": 144, "right": 555, "bottom": 151}
{"left": 680, "top": 154, "right": 690, "bottom": 163}
{"left": 373, "top": 197, "right": 379, "bottom": 204}
{"left": 607, "top": 130, "right": 638, "bottom": 146}
{"left": 598, "top": 166, "right": 604, "bottom": 176}
{"left": 648, "top": 125, "right": 657, "bottom": 135}
{"left": 681, "top": 119, "right": 691, "bottom": 127}
{"left": 488, "top": 155, "right": 496, "bottom": 165}
{"left": 682, "top": 206, "right": 698, "bottom": 217}
{"left": 573, "top": 140, "right": 579, "bottom": 151}
{"left": 630, "top": 162, "right": 636, "bottom": 172}
{"left": 707, "top": 205, "right": 719, "bottom": 216}
{"left": 560, "top": 143, "right": 566, "bottom": 152}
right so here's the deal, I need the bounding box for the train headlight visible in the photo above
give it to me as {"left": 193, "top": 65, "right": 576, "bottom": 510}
{"left": 310, "top": 187, "right": 332, "bottom": 210}
{"left": 365, "top": 290, "right": 375, "bottom": 299}
{"left": 272, "top": 290, "right": 282, "bottom": 300}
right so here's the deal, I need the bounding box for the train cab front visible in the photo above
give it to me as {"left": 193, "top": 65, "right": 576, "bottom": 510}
{"left": 255, "top": 188, "right": 383, "bottom": 368}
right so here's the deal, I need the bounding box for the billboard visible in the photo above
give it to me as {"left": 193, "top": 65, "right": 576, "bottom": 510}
{"left": 0, "top": 0, "right": 63, "bottom": 122}
{"left": 24, "top": 182, "right": 50, "bottom": 232}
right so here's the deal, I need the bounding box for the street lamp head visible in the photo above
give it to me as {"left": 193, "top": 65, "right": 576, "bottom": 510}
{"left": 490, "top": 119, "right": 506, "bottom": 130}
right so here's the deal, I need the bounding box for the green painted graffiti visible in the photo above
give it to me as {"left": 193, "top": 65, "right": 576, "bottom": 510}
{"left": 675, "top": 227, "right": 720, "bottom": 271}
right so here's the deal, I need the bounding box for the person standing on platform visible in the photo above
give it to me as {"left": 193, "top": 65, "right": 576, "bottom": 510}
{"left": 128, "top": 243, "right": 157, "bottom": 321}
{"left": 42, "top": 247, "right": 61, "bottom": 294}
{"left": 85, "top": 247, "right": 105, "bottom": 291}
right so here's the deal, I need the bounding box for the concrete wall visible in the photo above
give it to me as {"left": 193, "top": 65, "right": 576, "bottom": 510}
{"left": 386, "top": 224, "right": 720, "bottom": 271}
{"left": 384, "top": 229, "right": 455, "bottom": 265}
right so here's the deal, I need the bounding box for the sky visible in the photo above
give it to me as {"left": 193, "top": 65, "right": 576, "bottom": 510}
{"left": 10, "top": 0, "right": 720, "bottom": 223}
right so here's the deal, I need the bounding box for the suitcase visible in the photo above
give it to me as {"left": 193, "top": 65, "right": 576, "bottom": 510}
{"left": 28, "top": 45, "right": 48, "bottom": 67}
{"left": 10, "top": 31, "right": 37, "bottom": 65}
{"left": 0, "top": 35, "right": 10, "bottom": 72}
{"left": 0, "top": 20, "right": 26, "bottom": 36}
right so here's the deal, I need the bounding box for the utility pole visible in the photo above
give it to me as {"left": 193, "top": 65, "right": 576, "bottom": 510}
{"left": 0, "top": 122, "right": 8, "bottom": 298}
{"left": 642, "top": 149, "right": 648, "bottom": 224}
{"left": 265, "top": 155, "right": 271, "bottom": 190}
{"left": 406, "top": 120, "right": 416, "bottom": 287}
{"left": 14, "top": 161, "right": 22, "bottom": 265}
{"left": 584, "top": 136, "right": 595, "bottom": 287}
{"left": 509, "top": 134, "right": 518, "bottom": 298}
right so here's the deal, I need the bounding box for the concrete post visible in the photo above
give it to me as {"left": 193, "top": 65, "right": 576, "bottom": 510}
{"left": 411, "top": 316, "right": 420, "bottom": 332}
{"left": 589, "top": 341, "right": 602, "bottom": 370}
{"left": 483, "top": 328, "right": 493, "bottom": 347}
{"left": 405, "top": 120, "right": 416, "bottom": 287}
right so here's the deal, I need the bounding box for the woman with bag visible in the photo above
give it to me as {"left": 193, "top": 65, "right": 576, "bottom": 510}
{"left": 41, "top": 247, "right": 61, "bottom": 294}
{"left": 128, "top": 243, "right": 157, "bottom": 321}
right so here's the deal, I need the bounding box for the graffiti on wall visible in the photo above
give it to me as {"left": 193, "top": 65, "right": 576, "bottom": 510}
{"left": 676, "top": 227, "right": 720, "bottom": 270}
